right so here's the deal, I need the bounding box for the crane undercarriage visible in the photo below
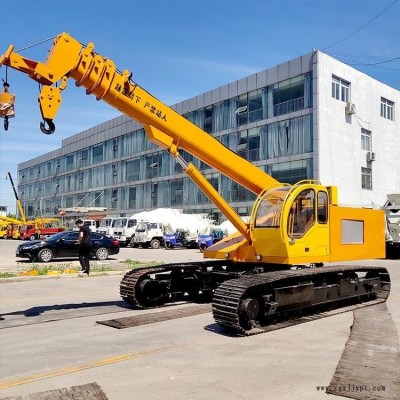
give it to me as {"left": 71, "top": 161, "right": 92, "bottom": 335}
{"left": 120, "top": 263, "right": 390, "bottom": 336}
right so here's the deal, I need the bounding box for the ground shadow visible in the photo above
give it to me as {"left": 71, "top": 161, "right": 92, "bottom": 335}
{"left": 0, "top": 300, "right": 130, "bottom": 320}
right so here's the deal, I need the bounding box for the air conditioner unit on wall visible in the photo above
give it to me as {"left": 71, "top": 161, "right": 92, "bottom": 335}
{"left": 345, "top": 102, "right": 356, "bottom": 115}
{"left": 366, "top": 152, "right": 376, "bottom": 162}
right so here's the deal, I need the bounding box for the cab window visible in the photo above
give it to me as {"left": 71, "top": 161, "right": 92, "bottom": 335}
{"left": 288, "top": 189, "right": 315, "bottom": 237}
{"left": 317, "top": 191, "right": 328, "bottom": 224}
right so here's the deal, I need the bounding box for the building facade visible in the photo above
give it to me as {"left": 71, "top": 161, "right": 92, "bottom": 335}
{"left": 17, "top": 50, "right": 400, "bottom": 223}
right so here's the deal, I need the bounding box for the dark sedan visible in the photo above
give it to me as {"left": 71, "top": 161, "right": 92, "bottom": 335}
{"left": 16, "top": 231, "right": 120, "bottom": 262}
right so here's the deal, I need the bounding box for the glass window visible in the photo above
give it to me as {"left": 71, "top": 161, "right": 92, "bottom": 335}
{"left": 92, "top": 144, "right": 104, "bottom": 164}
{"left": 269, "top": 159, "right": 312, "bottom": 185}
{"left": 126, "top": 159, "right": 140, "bottom": 181}
{"left": 204, "top": 105, "right": 213, "bottom": 133}
{"left": 332, "top": 75, "right": 350, "bottom": 102}
{"left": 381, "top": 97, "right": 394, "bottom": 121}
{"left": 151, "top": 183, "right": 158, "bottom": 207}
{"left": 361, "top": 128, "right": 372, "bottom": 151}
{"left": 145, "top": 153, "right": 162, "bottom": 179}
{"left": 80, "top": 149, "right": 89, "bottom": 167}
{"left": 171, "top": 179, "right": 183, "bottom": 206}
{"left": 65, "top": 196, "right": 74, "bottom": 208}
{"left": 288, "top": 189, "right": 315, "bottom": 237}
{"left": 236, "top": 94, "right": 248, "bottom": 126}
{"left": 361, "top": 167, "right": 372, "bottom": 190}
{"left": 66, "top": 154, "right": 74, "bottom": 171}
{"left": 94, "top": 191, "right": 103, "bottom": 207}
{"left": 111, "top": 189, "right": 118, "bottom": 208}
{"left": 128, "top": 187, "right": 136, "bottom": 209}
{"left": 273, "top": 75, "right": 305, "bottom": 116}
{"left": 237, "top": 128, "right": 260, "bottom": 162}
{"left": 317, "top": 192, "right": 328, "bottom": 224}
{"left": 255, "top": 186, "right": 291, "bottom": 228}
{"left": 248, "top": 89, "right": 263, "bottom": 123}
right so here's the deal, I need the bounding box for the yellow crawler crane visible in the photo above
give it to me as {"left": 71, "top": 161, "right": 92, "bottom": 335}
{"left": 0, "top": 33, "right": 390, "bottom": 335}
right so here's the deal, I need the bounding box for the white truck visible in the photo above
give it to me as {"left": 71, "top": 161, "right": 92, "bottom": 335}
{"left": 131, "top": 208, "right": 183, "bottom": 249}
{"left": 112, "top": 216, "right": 136, "bottom": 246}
{"left": 72, "top": 219, "right": 98, "bottom": 232}
{"left": 97, "top": 217, "right": 117, "bottom": 236}
{"left": 133, "top": 209, "right": 211, "bottom": 249}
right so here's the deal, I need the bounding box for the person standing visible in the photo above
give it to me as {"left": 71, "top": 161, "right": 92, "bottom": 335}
{"left": 76, "top": 219, "right": 92, "bottom": 275}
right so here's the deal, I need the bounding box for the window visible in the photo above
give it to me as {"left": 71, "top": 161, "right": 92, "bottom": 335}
{"left": 126, "top": 159, "right": 140, "bottom": 181}
{"left": 332, "top": 75, "right": 350, "bottom": 102}
{"left": 237, "top": 129, "right": 260, "bottom": 162}
{"left": 288, "top": 189, "right": 315, "bottom": 237}
{"left": 171, "top": 179, "right": 183, "bottom": 206}
{"left": 204, "top": 106, "right": 213, "bottom": 133}
{"left": 269, "top": 160, "right": 313, "bottom": 185}
{"left": 151, "top": 183, "right": 158, "bottom": 207}
{"left": 361, "top": 128, "right": 372, "bottom": 151}
{"left": 111, "top": 189, "right": 118, "bottom": 203}
{"left": 113, "top": 139, "right": 118, "bottom": 155}
{"left": 381, "top": 97, "right": 394, "bottom": 121}
{"left": 94, "top": 191, "right": 102, "bottom": 207}
{"left": 317, "top": 192, "right": 328, "bottom": 224}
{"left": 92, "top": 144, "right": 104, "bottom": 164}
{"left": 236, "top": 94, "right": 248, "bottom": 126}
{"left": 128, "top": 187, "right": 136, "bottom": 209}
{"left": 361, "top": 167, "right": 372, "bottom": 190}
{"left": 66, "top": 154, "right": 74, "bottom": 171}
{"left": 248, "top": 89, "right": 263, "bottom": 123}
{"left": 145, "top": 153, "right": 162, "bottom": 179}
{"left": 80, "top": 149, "right": 89, "bottom": 166}
{"left": 273, "top": 75, "right": 305, "bottom": 116}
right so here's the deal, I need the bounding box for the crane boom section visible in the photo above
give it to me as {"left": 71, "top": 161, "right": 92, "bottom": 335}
{"left": 0, "top": 33, "right": 278, "bottom": 195}
{"left": 7, "top": 172, "right": 26, "bottom": 222}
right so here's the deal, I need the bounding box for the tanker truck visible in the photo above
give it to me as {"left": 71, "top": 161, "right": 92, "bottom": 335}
{"left": 131, "top": 208, "right": 181, "bottom": 249}
{"left": 163, "top": 213, "right": 212, "bottom": 249}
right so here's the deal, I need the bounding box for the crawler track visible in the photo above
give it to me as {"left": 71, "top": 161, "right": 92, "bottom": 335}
{"left": 120, "top": 261, "right": 234, "bottom": 308}
{"left": 120, "top": 263, "right": 390, "bottom": 336}
{"left": 212, "top": 265, "right": 390, "bottom": 336}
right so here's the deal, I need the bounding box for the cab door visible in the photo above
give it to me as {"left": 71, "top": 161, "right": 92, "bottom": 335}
{"left": 286, "top": 188, "right": 330, "bottom": 259}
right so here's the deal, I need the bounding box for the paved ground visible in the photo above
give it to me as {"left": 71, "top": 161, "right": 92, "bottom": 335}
{"left": 0, "top": 239, "right": 399, "bottom": 400}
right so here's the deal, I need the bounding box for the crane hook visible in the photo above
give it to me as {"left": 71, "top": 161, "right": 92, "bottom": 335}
{"left": 40, "top": 119, "right": 55, "bottom": 134}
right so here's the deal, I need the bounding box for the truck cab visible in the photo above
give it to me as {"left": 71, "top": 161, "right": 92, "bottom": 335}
{"left": 97, "top": 217, "right": 116, "bottom": 236}
{"left": 132, "top": 221, "right": 164, "bottom": 249}
{"left": 73, "top": 219, "right": 98, "bottom": 233}
{"left": 112, "top": 217, "right": 137, "bottom": 246}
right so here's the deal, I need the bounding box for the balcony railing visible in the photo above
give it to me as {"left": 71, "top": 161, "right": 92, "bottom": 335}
{"left": 274, "top": 97, "right": 304, "bottom": 116}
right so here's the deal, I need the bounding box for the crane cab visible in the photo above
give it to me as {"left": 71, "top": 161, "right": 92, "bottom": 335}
{"left": 250, "top": 181, "right": 385, "bottom": 265}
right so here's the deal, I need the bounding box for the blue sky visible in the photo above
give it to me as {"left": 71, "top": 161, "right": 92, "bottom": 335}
{"left": 0, "top": 0, "right": 399, "bottom": 215}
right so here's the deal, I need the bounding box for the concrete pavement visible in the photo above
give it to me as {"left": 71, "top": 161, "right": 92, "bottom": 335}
{"left": 0, "top": 238, "right": 399, "bottom": 400}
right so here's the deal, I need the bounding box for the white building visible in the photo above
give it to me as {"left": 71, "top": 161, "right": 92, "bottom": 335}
{"left": 17, "top": 50, "right": 399, "bottom": 221}
{"left": 315, "top": 51, "right": 399, "bottom": 206}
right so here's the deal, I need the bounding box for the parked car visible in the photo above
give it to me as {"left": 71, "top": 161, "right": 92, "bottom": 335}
{"left": 15, "top": 230, "right": 120, "bottom": 262}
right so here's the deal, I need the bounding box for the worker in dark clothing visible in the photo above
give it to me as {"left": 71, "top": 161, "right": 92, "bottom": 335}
{"left": 76, "top": 219, "right": 92, "bottom": 275}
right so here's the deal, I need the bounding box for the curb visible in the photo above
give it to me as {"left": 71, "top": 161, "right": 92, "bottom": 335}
{"left": 0, "top": 270, "right": 127, "bottom": 283}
